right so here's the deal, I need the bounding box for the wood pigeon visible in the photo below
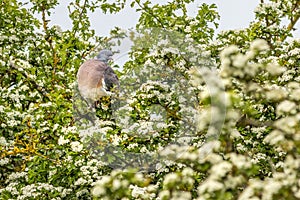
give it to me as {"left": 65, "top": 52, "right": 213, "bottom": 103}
{"left": 77, "top": 49, "right": 119, "bottom": 106}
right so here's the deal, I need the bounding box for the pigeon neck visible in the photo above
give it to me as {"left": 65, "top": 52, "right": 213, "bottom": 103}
{"left": 98, "top": 58, "right": 108, "bottom": 64}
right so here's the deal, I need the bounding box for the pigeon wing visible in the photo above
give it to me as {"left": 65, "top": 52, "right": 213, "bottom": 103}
{"left": 104, "top": 66, "right": 120, "bottom": 91}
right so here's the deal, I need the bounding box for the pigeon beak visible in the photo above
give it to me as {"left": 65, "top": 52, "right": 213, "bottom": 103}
{"left": 108, "top": 56, "right": 113, "bottom": 61}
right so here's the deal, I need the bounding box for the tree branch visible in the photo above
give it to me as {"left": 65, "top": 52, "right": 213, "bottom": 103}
{"left": 236, "top": 114, "right": 273, "bottom": 127}
{"left": 71, "top": 0, "right": 88, "bottom": 37}
{"left": 41, "top": 5, "right": 58, "bottom": 80}
{"left": 281, "top": 1, "right": 300, "bottom": 41}
{"left": 287, "top": 7, "right": 300, "bottom": 31}
{"left": 134, "top": 0, "right": 166, "bottom": 28}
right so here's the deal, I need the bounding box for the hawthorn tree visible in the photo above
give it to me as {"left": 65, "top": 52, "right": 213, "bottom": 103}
{"left": 0, "top": 0, "right": 299, "bottom": 199}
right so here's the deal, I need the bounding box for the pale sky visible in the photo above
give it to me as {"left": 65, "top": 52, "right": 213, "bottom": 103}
{"left": 21, "top": 0, "right": 299, "bottom": 65}
{"left": 47, "top": 0, "right": 258, "bottom": 64}
{"left": 49, "top": 0, "right": 259, "bottom": 36}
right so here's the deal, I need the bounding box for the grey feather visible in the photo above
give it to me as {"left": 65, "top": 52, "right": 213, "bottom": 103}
{"left": 104, "top": 66, "right": 120, "bottom": 91}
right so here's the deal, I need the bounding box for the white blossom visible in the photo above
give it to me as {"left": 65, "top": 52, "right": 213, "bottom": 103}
{"left": 70, "top": 141, "right": 83, "bottom": 152}
{"left": 262, "top": 181, "right": 282, "bottom": 200}
{"left": 129, "top": 185, "right": 146, "bottom": 198}
{"left": 220, "top": 45, "right": 239, "bottom": 60}
{"left": 250, "top": 39, "right": 269, "bottom": 52}
{"left": 230, "top": 153, "right": 252, "bottom": 169}
{"left": 92, "top": 185, "right": 106, "bottom": 197}
{"left": 266, "top": 88, "right": 288, "bottom": 101}
{"left": 276, "top": 100, "right": 297, "bottom": 115}
{"left": 198, "top": 179, "right": 223, "bottom": 193}
{"left": 163, "top": 173, "right": 179, "bottom": 186}
{"left": 266, "top": 63, "right": 286, "bottom": 76}
{"left": 112, "top": 179, "right": 121, "bottom": 190}
{"left": 233, "top": 54, "right": 248, "bottom": 68}
{"left": 58, "top": 136, "right": 70, "bottom": 145}
{"left": 210, "top": 161, "right": 232, "bottom": 179}
{"left": 159, "top": 190, "right": 170, "bottom": 199}
{"left": 0, "top": 157, "right": 10, "bottom": 166}
{"left": 74, "top": 177, "right": 88, "bottom": 186}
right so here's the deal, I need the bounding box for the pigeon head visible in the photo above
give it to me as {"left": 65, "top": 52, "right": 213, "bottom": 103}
{"left": 97, "top": 49, "right": 113, "bottom": 63}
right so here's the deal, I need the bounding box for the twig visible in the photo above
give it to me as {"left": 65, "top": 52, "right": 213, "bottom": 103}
{"left": 41, "top": 5, "right": 58, "bottom": 78}
{"left": 134, "top": 0, "right": 166, "bottom": 28}
{"left": 71, "top": 0, "right": 88, "bottom": 37}
{"left": 236, "top": 114, "right": 273, "bottom": 127}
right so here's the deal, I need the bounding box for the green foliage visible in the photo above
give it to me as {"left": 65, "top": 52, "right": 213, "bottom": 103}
{"left": 1, "top": 0, "right": 300, "bottom": 199}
